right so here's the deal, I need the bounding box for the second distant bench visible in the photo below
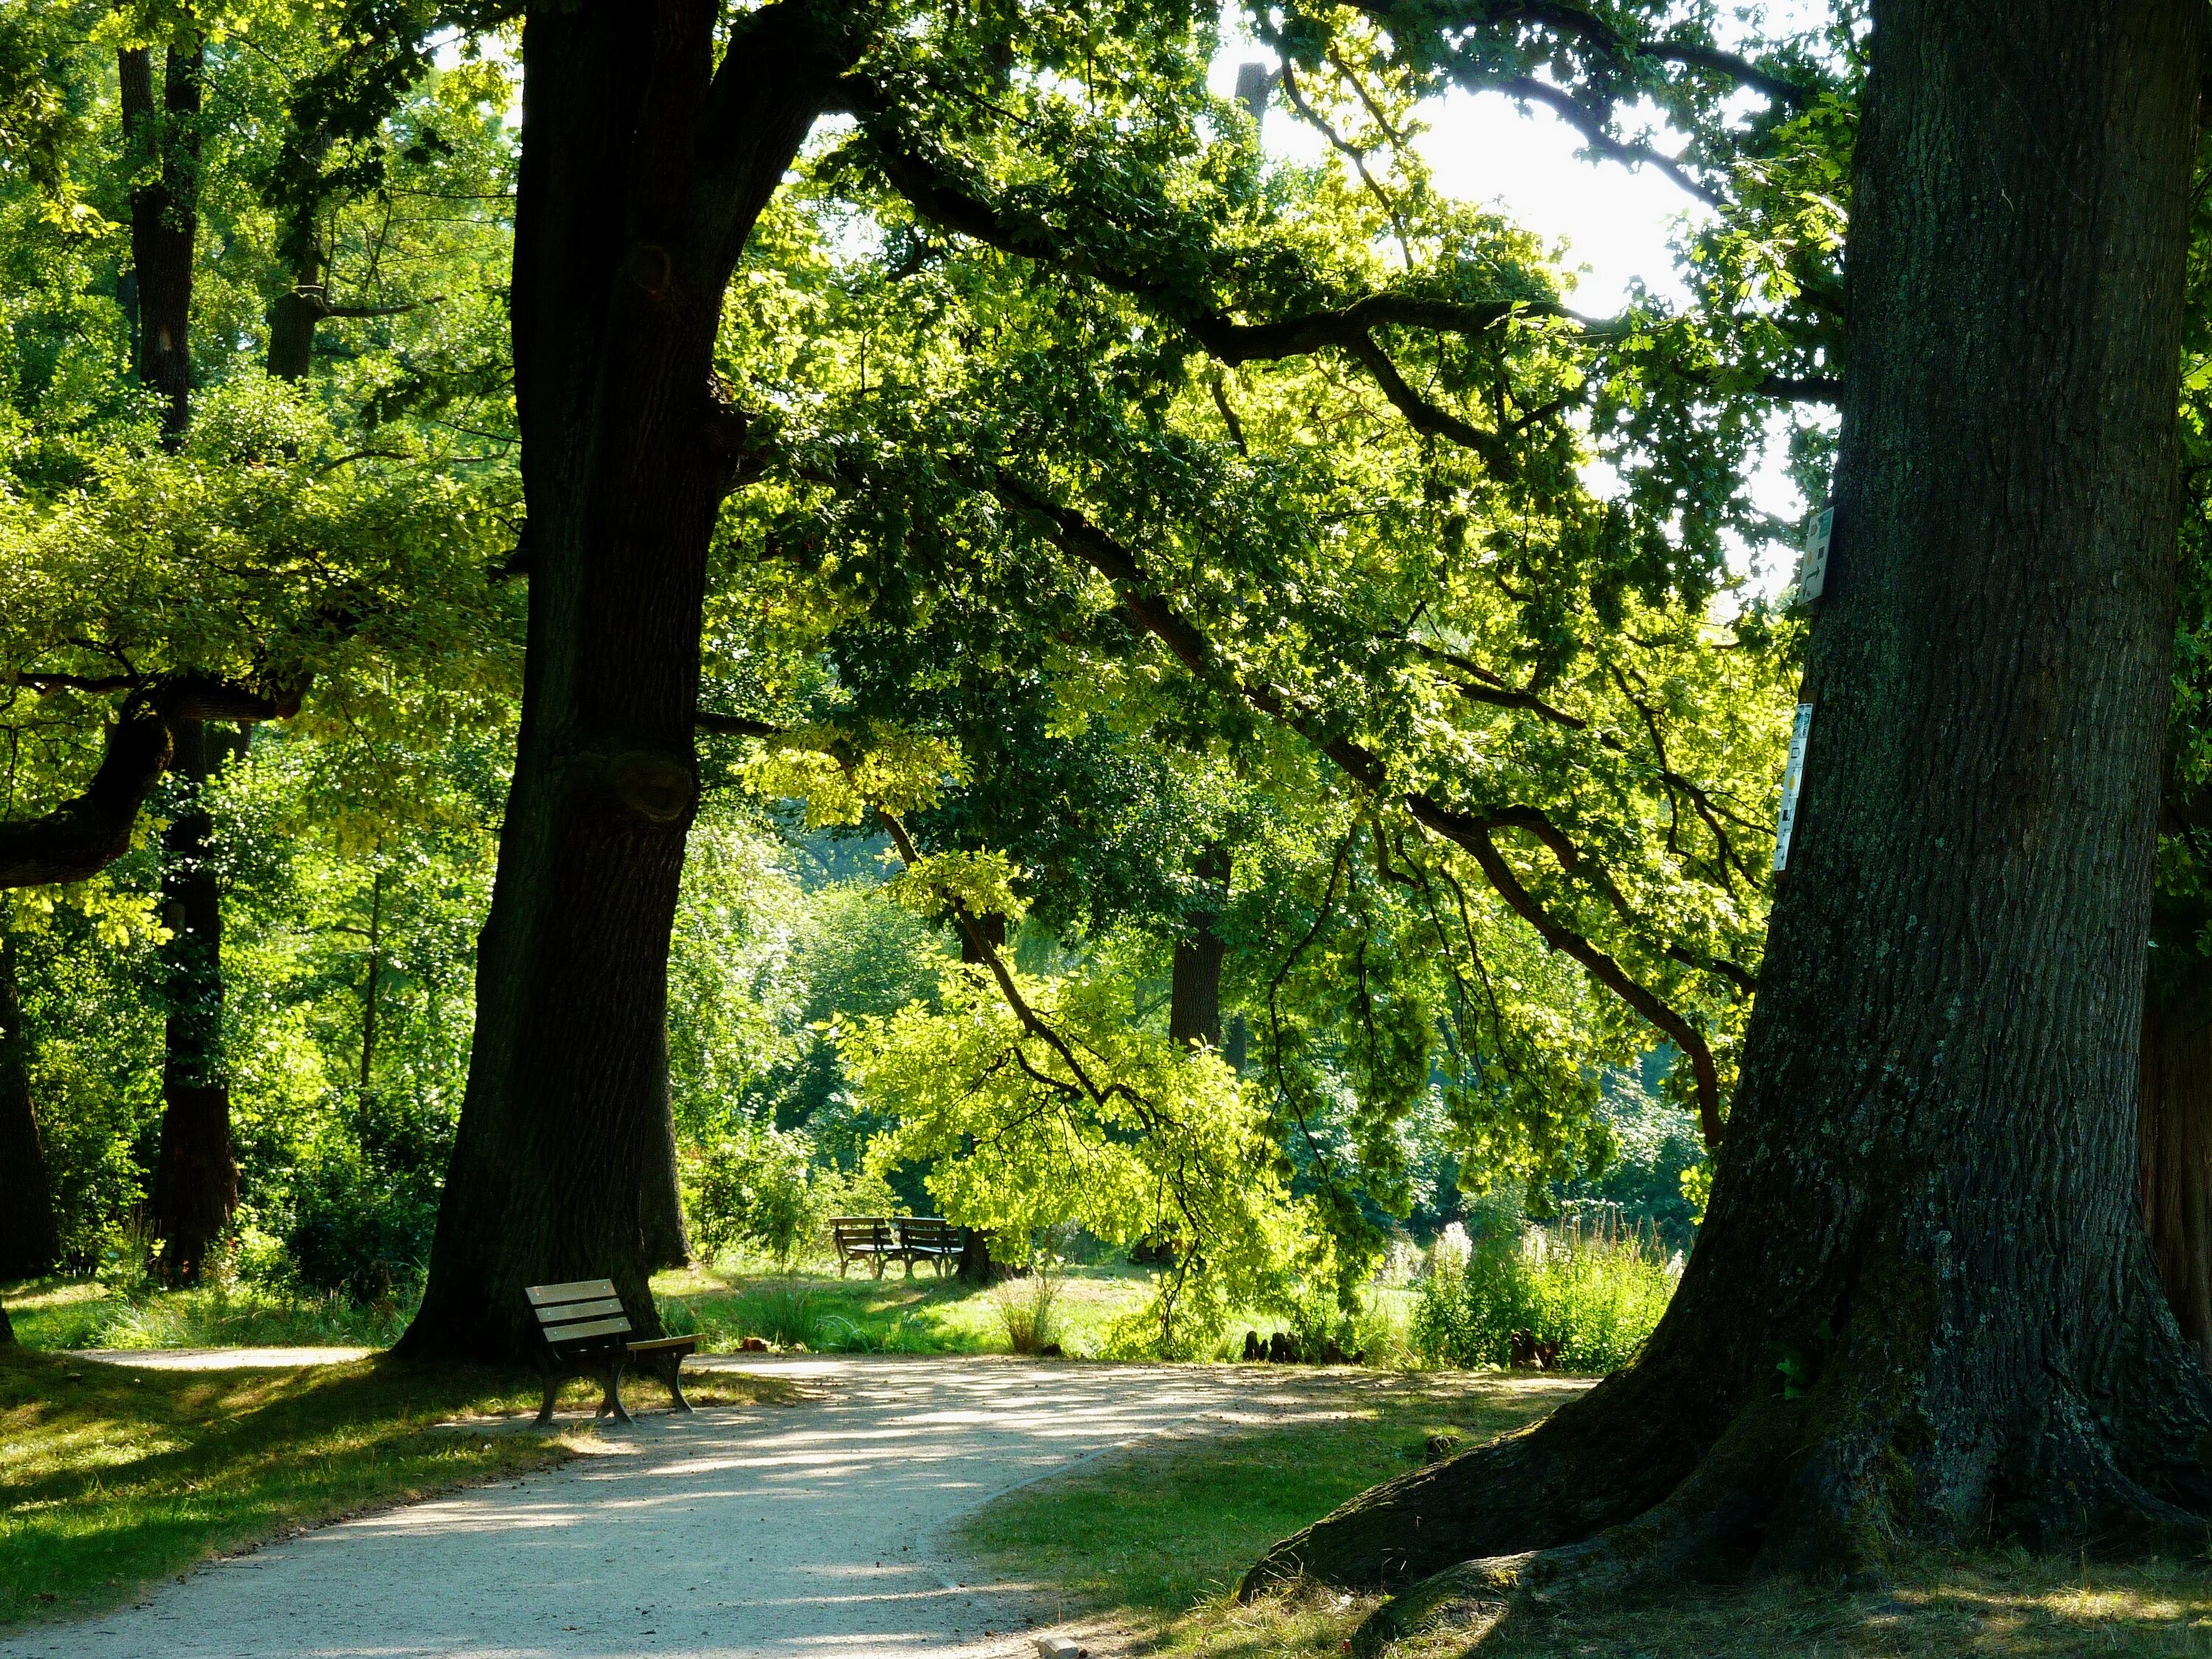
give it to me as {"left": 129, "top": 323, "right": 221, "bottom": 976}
{"left": 829, "top": 1215, "right": 968, "bottom": 1279}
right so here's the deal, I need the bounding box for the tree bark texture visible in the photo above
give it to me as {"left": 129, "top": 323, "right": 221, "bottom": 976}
{"left": 1254, "top": 1, "right": 2212, "bottom": 1632}
{"left": 0, "top": 930, "right": 60, "bottom": 1279}
{"left": 119, "top": 37, "right": 203, "bottom": 445}
{"left": 150, "top": 720, "right": 243, "bottom": 1285}
{"left": 402, "top": 1, "right": 855, "bottom": 1360}
{"left": 2140, "top": 966, "right": 2212, "bottom": 1368}
{"left": 958, "top": 910, "right": 1008, "bottom": 965}
{"left": 267, "top": 243, "right": 323, "bottom": 383}
{"left": 1169, "top": 846, "right": 1230, "bottom": 1050}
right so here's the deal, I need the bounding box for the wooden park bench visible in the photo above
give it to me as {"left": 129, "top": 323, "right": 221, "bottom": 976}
{"left": 830, "top": 1216, "right": 898, "bottom": 1278}
{"left": 895, "top": 1217, "right": 965, "bottom": 1277}
{"left": 526, "top": 1278, "right": 698, "bottom": 1427}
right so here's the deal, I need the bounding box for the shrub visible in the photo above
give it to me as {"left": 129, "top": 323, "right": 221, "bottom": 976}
{"left": 684, "top": 1124, "right": 822, "bottom": 1268}
{"left": 1411, "top": 1217, "right": 1680, "bottom": 1374}
{"left": 283, "top": 1153, "right": 438, "bottom": 1304}
{"left": 992, "top": 1257, "right": 1063, "bottom": 1354}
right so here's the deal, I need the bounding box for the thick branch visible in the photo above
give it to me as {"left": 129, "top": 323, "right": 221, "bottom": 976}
{"left": 1406, "top": 796, "right": 1724, "bottom": 1149}
{"left": 989, "top": 476, "right": 1725, "bottom": 1142}
{"left": 0, "top": 676, "right": 299, "bottom": 889}
{"left": 694, "top": 710, "right": 782, "bottom": 738}
{"left": 1347, "top": 1, "right": 1817, "bottom": 110}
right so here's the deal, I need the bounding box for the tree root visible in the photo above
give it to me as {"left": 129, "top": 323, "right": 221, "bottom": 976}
{"left": 1349, "top": 1398, "right": 1796, "bottom": 1655}
{"left": 1239, "top": 1363, "right": 1718, "bottom": 1598}
{"left": 1340, "top": 1380, "right": 2212, "bottom": 1656}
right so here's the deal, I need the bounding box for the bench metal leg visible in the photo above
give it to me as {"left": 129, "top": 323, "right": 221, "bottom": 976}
{"left": 660, "top": 1352, "right": 694, "bottom": 1413}
{"left": 535, "top": 1369, "right": 562, "bottom": 1427}
{"left": 594, "top": 1356, "right": 633, "bottom": 1426}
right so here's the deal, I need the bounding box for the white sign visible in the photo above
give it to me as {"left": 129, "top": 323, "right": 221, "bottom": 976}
{"left": 1796, "top": 507, "right": 1833, "bottom": 602}
{"left": 1773, "top": 701, "right": 1815, "bottom": 871}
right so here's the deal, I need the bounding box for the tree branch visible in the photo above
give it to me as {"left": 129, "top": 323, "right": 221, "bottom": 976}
{"left": 1404, "top": 796, "right": 1724, "bottom": 1150}
{"left": 1489, "top": 74, "right": 1725, "bottom": 208}
{"left": 0, "top": 675, "right": 301, "bottom": 888}
{"left": 1346, "top": 1, "right": 1817, "bottom": 110}
{"left": 988, "top": 475, "right": 1725, "bottom": 1144}
{"left": 694, "top": 710, "right": 782, "bottom": 739}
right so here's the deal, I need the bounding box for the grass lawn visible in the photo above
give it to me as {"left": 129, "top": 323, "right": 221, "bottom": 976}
{"left": 0, "top": 1343, "right": 789, "bottom": 1635}
{"left": 958, "top": 1372, "right": 2212, "bottom": 1658}
{"left": 650, "top": 1260, "right": 1163, "bottom": 1355}
{"left": 3, "top": 1276, "right": 413, "bottom": 1351}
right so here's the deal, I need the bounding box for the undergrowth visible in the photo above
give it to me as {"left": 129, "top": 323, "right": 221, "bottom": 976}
{"left": 4, "top": 1278, "right": 411, "bottom": 1352}
{"left": 1411, "top": 1217, "right": 1679, "bottom": 1373}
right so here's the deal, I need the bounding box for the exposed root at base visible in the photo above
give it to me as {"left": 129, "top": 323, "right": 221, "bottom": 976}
{"left": 1350, "top": 1399, "right": 1796, "bottom": 1655}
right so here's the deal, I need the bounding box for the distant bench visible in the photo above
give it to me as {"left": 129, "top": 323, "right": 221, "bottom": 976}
{"left": 829, "top": 1216, "right": 968, "bottom": 1279}
{"left": 526, "top": 1278, "right": 698, "bottom": 1426}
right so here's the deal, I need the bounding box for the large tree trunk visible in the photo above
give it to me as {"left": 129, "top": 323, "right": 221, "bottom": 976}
{"left": 1254, "top": 1, "right": 2212, "bottom": 1634}
{"left": 400, "top": 1, "right": 852, "bottom": 1360}
{"left": 2140, "top": 965, "right": 2212, "bottom": 1368}
{"left": 0, "top": 929, "right": 59, "bottom": 1280}
{"left": 118, "top": 36, "right": 203, "bottom": 446}
{"left": 150, "top": 721, "right": 243, "bottom": 1284}
{"left": 1169, "top": 845, "right": 1229, "bottom": 1050}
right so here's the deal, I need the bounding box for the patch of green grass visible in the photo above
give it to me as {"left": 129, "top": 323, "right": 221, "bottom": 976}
{"left": 650, "top": 1262, "right": 1157, "bottom": 1356}
{"left": 1372, "top": 1556, "right": 2212, "bottom": 1658}
{"left": 0, "top": 1343, "right": 789, "bottom": 1632}
{"left": 4, "top": 1277, "right": 413, "bottom": 1351}
{"left": 961, "top": 1376, "right": 2212, "bottom": 1658}
{"left": 958, "top": 1372, "right": 1585, "bottom": 1620}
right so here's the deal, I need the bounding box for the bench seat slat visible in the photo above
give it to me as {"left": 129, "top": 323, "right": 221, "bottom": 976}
{"left": 543, "top": 1315, "right": 632, "bottom": 1343}
{"left": 626, "top": 1336, "right": 698, "bottom": 1354}
{"left": 527, "top": 1279, "right": 619, "bottom": 1305}
{"left": 535, "top": 1296, "right": 623, "bottom": 1323}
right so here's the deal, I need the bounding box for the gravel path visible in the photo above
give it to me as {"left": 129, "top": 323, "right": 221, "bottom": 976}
{"left": 5, "top": 1354, "right": 1376, "bottom": 1659}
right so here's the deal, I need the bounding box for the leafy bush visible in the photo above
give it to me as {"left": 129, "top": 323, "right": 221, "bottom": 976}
{"left": 1411, "top": 1219, "right": 1680, "bottom": 1374}
{"left": 683, "top": 1122, "right": 903, "bottom": 1268}
{"left": 684, "top": 1124, "right": 821, "bottom": 1267}
{"left": 282, "top": 1153, "right": 438, "bottom": 1303}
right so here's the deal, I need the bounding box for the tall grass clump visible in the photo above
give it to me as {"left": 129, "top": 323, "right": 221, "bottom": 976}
{"left": 992, "top": 1256, "right": 1064, "bottom": 1354}
{"left": 1411, "top": 1212, "right": 1680, "bottom": 1374}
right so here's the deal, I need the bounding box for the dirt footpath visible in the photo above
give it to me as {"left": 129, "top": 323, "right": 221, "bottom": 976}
{"left": 4, "top": 1354, "right": 1377, "bottom": 1659}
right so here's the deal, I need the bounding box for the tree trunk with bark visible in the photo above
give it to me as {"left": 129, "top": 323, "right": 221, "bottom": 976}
{"left": 1252, "top": 3, "right": 2212, "bottom": 1638}
{"left": 958, "top": 911, "right": 1007, "bottom": 964}
{"left": 268, "top": 243, "right": 324, "bottom": 383}
{"left": 118, "top": 36, "right": 203, "bottom": 445}
{"left": 1169, "top": 845, "right": 1229, "bottom": 1051}
{"left": 2140, "top": 963, "right": 2212, "bottom": 1368}
{"left": 0, "top": 929, "right": 59, "bottom": 1279}
{"left": 401, "top": 1, "right": 856, "bottom": 1360}
{"left": 150, "top": 720, "right": 243, "bottom": 1284}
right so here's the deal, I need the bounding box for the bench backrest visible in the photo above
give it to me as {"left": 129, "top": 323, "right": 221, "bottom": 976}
{"left": 526, "top": 1278, "right": 632, "bottom": 1350}
{"left": 830, "top": 1217, "right": 894, "bottom": 1247}
{"left": 897, "top": 1217, "right": 961, "bottom": 1248}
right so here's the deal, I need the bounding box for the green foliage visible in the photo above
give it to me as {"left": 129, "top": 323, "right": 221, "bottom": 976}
{"left": 849, "top": 960, "right": 1323, "bottom": 1354}
{"left": 682, "top": 1121, "right": 900, "bottom": 1270}
{"left": 1411, "top": 1220, "right": 1680, "bottom": 1374}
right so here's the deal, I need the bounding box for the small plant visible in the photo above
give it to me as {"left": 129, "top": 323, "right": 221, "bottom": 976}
{"left": 740, "top": 1288, "right": 822, "bottom": 1349}
{"left": 992, "top": 1254, "right": 1064, "bottom": 1354}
